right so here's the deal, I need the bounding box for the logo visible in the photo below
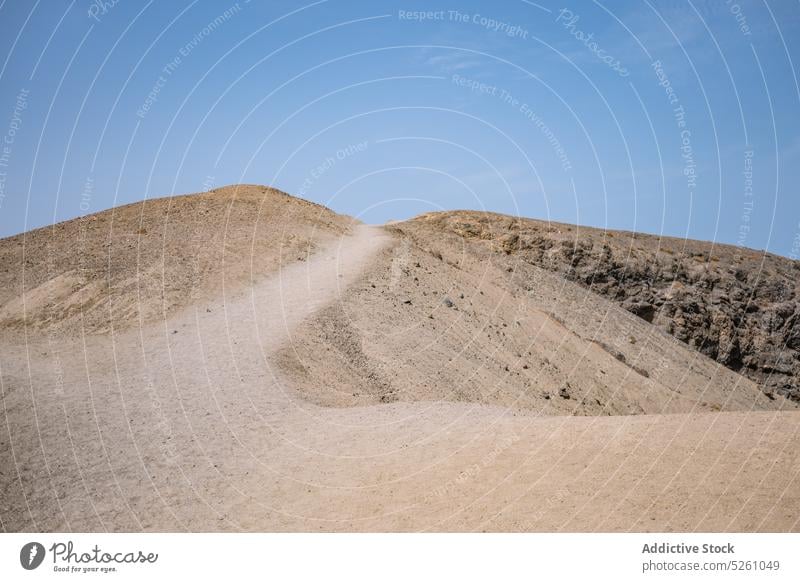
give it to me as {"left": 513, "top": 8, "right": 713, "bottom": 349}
{"left": 20, "top": 542, "right": 45, "bottom": 570}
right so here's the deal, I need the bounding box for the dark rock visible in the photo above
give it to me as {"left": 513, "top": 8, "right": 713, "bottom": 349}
{"left": 435, "top": 215, "right": 800, "bottom": 403}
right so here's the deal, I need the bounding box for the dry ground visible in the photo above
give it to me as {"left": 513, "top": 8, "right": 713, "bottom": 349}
{"left": 1, "top": 186, "right": 798, "bottom": 532}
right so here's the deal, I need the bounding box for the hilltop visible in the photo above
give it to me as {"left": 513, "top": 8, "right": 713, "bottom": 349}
{"left": 1, "top": 186, "right": 798, "bottom": 533}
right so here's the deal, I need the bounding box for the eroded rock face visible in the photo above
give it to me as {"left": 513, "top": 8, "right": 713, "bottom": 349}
{"left": 414, "top": 211, "right": 800, "bottom": 402}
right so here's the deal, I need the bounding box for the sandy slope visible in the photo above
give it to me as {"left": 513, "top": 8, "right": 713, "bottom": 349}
{"left": 280, "top": 222, "right": 788, "bottom": 415}
{"left": 1, "top": 189, "right": 799, "bottom": 532}
{"left": 1, "top": 224, "right": 392, "bottom": 530}
{"left": 0, "top": 185, "right": 351, "bottom": 337}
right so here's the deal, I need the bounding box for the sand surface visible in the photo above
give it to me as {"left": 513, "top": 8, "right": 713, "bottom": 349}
{"left": 2, "top": 219, "right": 799, "bottom": 532}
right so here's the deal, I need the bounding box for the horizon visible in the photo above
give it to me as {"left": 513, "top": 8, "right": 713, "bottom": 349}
{"left": 1, "top": 1, "right": 799, "bottom": 259}
{"left": 1, "top": 180, "right": 792, "bottom": 259}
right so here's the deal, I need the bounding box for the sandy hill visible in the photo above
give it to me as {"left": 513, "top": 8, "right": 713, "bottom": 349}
{"left": 0, "top": 184, "right": 352, "bottom": 336}
{"left": 1, "top": 186, "right": 798, "bottom": 533}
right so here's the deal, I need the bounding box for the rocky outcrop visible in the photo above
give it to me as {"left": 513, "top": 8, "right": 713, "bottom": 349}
{"left": 414, "top": 211, "right": 800, "bottom": 402}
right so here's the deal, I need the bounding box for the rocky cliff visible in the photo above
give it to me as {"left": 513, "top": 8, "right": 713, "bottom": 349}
{"left": 411, "top": 211, "right": 800, "bottom": 402}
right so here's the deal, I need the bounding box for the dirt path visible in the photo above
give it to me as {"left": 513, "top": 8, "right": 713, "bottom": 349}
{"left": 2, "top": 224, "right": 799, "bottom": 532}
{"left": 1, "top": 225, "right": 396, "bottom": 530}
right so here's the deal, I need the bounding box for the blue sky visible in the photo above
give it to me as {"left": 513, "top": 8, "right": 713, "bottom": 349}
{"left": 1, "top": 0, "right": 799, "bottom": 256}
